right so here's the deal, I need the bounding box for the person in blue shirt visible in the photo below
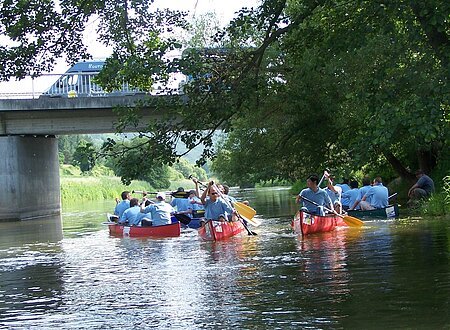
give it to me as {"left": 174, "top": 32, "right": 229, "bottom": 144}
{"left": 324, "top": 173, "right": 342, "bottom": 214}
{"left": 407, "top": 169, "right": 435, "bottom": 207}
{"left": 114, "top": 191, "right": 131, "bottom": 217}
{"left": 140, "top": 192, "right": 175, "bottom": 226}
{"left": 295, "top": 174, "right": 333, "bottom": 215}
{"left": 119, "top": 198, "right": 141, "bottom": 226}
{"left": 135, "top": 199, "right": 153, "bottom": 225}
{"left": 359, "top": 177, "right": 388, "bottom": 210}
{"left": 170, "top": 187, "right": 193, "bottom": 217}
{"left": 349, "top": 176, "right": 371, "bottom": 210}
{"left": 341, "top": 180, "right": 359, "bottom": 211}
{"left": 188, "top": 189, "right": 205, "bottom": 218}
{"left": 200, "top": 181, "right": 234, "bottom": 221}
{"left": 336, "top": 178, "right": 351, "bottom": 209}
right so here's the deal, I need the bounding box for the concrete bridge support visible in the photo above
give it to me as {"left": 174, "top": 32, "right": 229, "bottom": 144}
{"left": 0, "top": 135, "right": 61, "bottom": 221}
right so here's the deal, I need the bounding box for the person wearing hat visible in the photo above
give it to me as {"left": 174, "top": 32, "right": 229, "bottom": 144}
{"left": 140, "top": 192, "right": 175, "bottom": 226}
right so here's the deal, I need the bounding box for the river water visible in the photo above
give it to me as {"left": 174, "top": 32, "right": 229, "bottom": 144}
{"left": 0, "top": 187, "right": 448, "bottom": 329}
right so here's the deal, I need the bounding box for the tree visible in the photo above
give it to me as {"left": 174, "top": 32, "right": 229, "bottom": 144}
{"left": 72, "top": 140, "right": 96, "bottom": 173}
{"left": 58, "top": 135, "right": 94, "bottom": 164}
{"left": 210, "top": 0, "right": 449, "bottom": 184}
{"left": 0, "top": 0, "right": 186, "bottom": 84}
{"left": 2, "top": 0, "right": 448, "bottom": 186}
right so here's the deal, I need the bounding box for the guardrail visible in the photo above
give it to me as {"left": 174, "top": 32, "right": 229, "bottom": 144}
{"left": 0, "top": 73, "right": 144, "bottom": 99}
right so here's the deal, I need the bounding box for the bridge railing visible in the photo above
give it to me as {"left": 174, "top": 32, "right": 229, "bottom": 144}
{"left": 0, "top": 72, "right": 145, "bottom": 99}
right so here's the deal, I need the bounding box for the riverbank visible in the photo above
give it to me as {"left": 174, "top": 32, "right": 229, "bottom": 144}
{"left": 60, "top": 165, "right": 199, "bottom": 203}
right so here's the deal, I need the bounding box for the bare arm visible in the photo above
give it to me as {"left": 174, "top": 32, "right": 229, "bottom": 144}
{"left": 408, "top": 183, "right": 419, "bottom": 197}
{"left": 200, "top": 182, "right": 211, "bottom": 205}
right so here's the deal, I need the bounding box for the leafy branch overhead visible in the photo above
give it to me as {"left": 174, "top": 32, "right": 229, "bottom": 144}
{"left": 1, "top": 0, "right": 448, "bottom": 186}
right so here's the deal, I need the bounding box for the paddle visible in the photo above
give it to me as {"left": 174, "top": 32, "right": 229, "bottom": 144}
{"left": 318, "top": 170, "right": 328, "bottom": 187}
{"left": 173, "top": 213, "right": 192, "bottom": 225}
{"left": 299, "top": 195, "right": 364, "bottom": 227}
{"left": 388, "top": 192, "right": 398, "bottom": 200}
{"left": 132, "top": 190, "right": 190, "bottom": 198}
{"left": 233, "top": 202, "right": 261, "bottom": 226}
{"left": 211, "top": 183, "right": 257, "bottom": 236}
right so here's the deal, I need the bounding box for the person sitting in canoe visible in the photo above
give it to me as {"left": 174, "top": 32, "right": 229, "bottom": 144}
{"left": 335, "top": 178, "right": 351, "bottom": 210}
{"left": 359, "top": 177, "right": 388, "bottom": 210}
{"left": 188, "top": 189, "right": 205, "bottom": 218}
{"left": 170, "top": 187, "right": 193, "bottom": 218}
{"left": 140, "top": 192, "right": 175, "bottom": 226}
{"left": 200, "top": 181, "right": 234, "bottom": 223}
{"left": 114, "top": 191, "right": 131, "bottom": 218}
{"left": 296, "top": 174, "right": 333, "bottom": 216}
{"left": 341, "top": 180, "right": 360, "bottom": 212}
{"left": 118, "top": 198, "right": 141, "bottom": 226}
{"left": 324, "top": 173, "right": 343, "bottom": 214}
{"left": 407, "top": 169, "right": 435, "bottom": 208}
{"left": 349, "top": 176, "right": 371, "bottom": 210}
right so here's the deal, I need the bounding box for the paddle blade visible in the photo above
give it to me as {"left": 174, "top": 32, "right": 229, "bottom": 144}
{"left": 343, "top": 215, "right": 364, "bottom": 227}
{"left": 171, "top": 191, "right": 190, "bottom": 198}
{"left": 238, "top": 213, "right": 262, "bottom": 227}
{"left": 173, "top": 213, "right": 192, "bottom": 225}
{"left": 234, "top": 202, "right": 257, "bottom": 220}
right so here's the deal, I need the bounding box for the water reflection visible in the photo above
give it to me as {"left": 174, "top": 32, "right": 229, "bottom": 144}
{"left": 0, "top": 215, "right": 63, "bottom": 326}
{"left": 0, "top": 189, "right": 448, "bottom": 328}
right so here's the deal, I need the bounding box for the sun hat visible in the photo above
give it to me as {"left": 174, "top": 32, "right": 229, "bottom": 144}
{"left": 156, "top": 192, "right": 166, "bottom": 200}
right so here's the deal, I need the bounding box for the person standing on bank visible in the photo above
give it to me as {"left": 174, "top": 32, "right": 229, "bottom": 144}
{"left": 359, "top": 177, "right": 388, "bottom": 210}
{"left": 296, "top": 174, "right": 333, "bottom": 215}
{"left": 407, "top": 169, "right": 435, "bottom": 206}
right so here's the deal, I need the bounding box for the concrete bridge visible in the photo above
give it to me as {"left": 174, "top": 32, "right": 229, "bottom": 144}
{"left": 0, "top": 95, "right": 177, "bottom": 221}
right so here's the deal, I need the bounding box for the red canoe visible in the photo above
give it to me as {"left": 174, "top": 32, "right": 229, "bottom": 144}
{"left": 108, "top": 222, "right": 181, "bottom": 237}
{"left": 198, "top": 220, "right": 246, "bottom": 241}
{"left": 291, "top": 211, "right": 344, "bottom": 235}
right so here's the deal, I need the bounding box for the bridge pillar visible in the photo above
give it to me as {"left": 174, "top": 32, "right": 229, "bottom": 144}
{"left": 0, "top": 135, "right": 61, "bottom": 221}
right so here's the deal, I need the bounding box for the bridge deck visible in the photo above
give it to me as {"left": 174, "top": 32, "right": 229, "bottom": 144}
{"left": 0, "top": 95, "right": 177, "bottom": 135}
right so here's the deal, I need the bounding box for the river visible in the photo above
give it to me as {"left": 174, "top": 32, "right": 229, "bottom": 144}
{"left": 0, "top": 187, "right": 448, "bottom": 329}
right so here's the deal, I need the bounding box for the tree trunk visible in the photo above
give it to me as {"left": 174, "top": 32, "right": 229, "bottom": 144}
{"left": 377, "top": 147, "right": 416, "bottom": 181}
{"left": 416, "top": 148, "right": 436, "bottom": 175}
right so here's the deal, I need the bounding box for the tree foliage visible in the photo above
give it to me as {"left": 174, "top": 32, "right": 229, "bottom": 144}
{"left": 2, "top": 0, "right": 448, "bottom": 186}
{"left": 72, "top": 140, "right": 96, "bottom": 173}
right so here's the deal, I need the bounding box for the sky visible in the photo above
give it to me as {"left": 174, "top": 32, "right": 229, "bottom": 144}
{"left": 0, "top": 0, "right": 259, "bottom": 98}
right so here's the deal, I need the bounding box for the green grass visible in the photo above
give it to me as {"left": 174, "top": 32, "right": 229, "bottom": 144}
{"left": 60, "top": 164, "right": 201, "bottom": 203}
{"left": 420, "top": 175, "right": 450, "bottom": 216}
{"left": 61, "top": 176, "right": 153, "bottom": 202}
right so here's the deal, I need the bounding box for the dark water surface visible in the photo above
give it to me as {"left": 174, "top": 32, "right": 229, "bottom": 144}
{"left": 0, "top": 187, "right": 449, "bottom": 329}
